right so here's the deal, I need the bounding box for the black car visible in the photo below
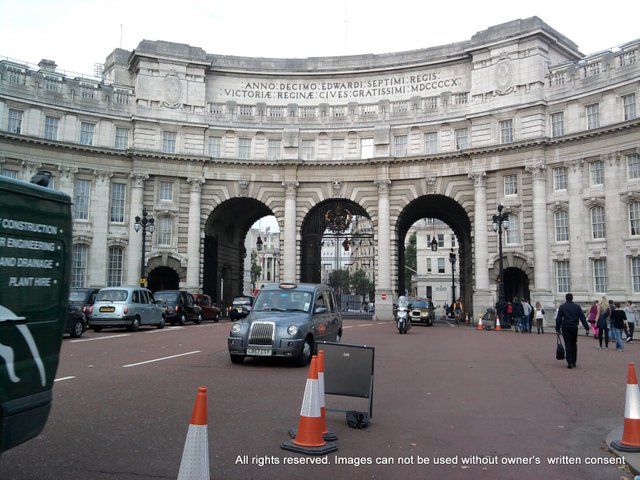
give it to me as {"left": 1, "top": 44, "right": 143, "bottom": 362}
{"left": 69, "top": 287, "right": 100, "bottom": 321}
{"left": 65, "top": 304, "right": 86, "bottom": 338}
{"left": 154, "top": 290, "right": 203, "bottom": 325}
{"left": 228, "top": 295, "right": 254, "bottom": 320}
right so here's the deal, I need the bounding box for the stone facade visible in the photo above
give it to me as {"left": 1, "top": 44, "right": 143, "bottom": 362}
{"left": 1, "top": 17, "right": 639, "bottom": 321}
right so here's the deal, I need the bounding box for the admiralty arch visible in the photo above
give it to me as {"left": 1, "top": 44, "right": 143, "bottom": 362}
{"left": 1, "top": 17, "right": 639, "bottom": 322}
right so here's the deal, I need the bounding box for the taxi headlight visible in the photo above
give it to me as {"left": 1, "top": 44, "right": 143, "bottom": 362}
{"left": 287, "top": 325, "right": 298, "bottom": 336}
{"left": 231, "top": 323, "right": 242, "bottom": 334}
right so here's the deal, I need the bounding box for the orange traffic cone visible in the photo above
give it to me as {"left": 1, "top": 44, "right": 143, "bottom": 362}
{"left": 495, "top": 316, "right": 502, "bottom": 331}
{"left": 477, "top": 314, "right": 484, "bottom": 330}
{"left": 281, "top": 356, "right": 338, "bottom": 455}
{"left": 611, "top": 363, "right": 640, "bottom": 452}
{"left": 465, "top": 313, "right": 470, "bottom": 325}
{"left": 178, "top": 386, "right": 210, "bottom": 480}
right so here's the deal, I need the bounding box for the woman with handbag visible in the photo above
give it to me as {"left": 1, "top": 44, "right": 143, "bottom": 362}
{"left": 587, "top": 300, "right": 600, "bottom": 338}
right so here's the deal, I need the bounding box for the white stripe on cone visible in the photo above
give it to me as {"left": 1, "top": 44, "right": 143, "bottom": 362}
{"left": 299, "top": 377, "right": 321, "bottom": 418}
{"left": 625, "top": 383, "right": 640, "bottom": 419}
{"left": 177, "top": 424, "right": 209, "bottom": 480}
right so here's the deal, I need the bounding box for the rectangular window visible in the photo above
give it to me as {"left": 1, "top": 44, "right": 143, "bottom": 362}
{"left": 630, "top": 202, "right": 640, "bottom": 236}
{"left": 44, "top": 116, "right": 59, "bottom": 140}
{"left": 623, "top": 93, "right": 637, "bottom": 121}
{"left": 331, "top": 139, "right": 344, "bottom": 160}
{"left": 238, "top": 138, "right": 251, "bottom": 159}
{"left": 159, "top": 181, "right": 173, "bottom": 201}
{"left": 1, "top": 167, "right": 18, "bottom": 179}
{"left": 162, "top": 131, "right": 176, "bottom": 153}
{"left": 454, "top": 128, "right": 468, "bottom": 150}
{"left": 157, "top": 217, "right": 173, "bottom": 247}
{"left": 505, "top": 214, "right": 519, "bottom": 244}
{"left": 504, "top": 174, "right": 518, "bottom": 196}
{"left": 555, "top": 211, "right": 569, "bottom": 242}
{"left": 590, "top": 160, "right": 604, "bottom": 186}
{"left": 632, "top": 257, "right": 640, "bottom": 293}
{"left": 71, "top": 244, "right": 88, "bottom": 288}
{"left": 424, "top": 132, "right": 438, "bottom": 154}
{"left": 361, "top": 138, "right": 374, "bottom": 159}
{"left": 551, "top": 112, "right": 564, "bottom": 137}
{"left": 73, "top": 179, "right": 91, "bottom": 220}
{"left": 586, "top": 103, "right": 600, "bottom": 129}
{"left": 499, "top": 119, "right": 513, "bottom": 144}
{"left": 553, "top": 167, "right": 568, "bottom": 190}
{"left": 80, "top": 122, "right": 95, "bottom": 145}
{"left": 107, "top": 247, "right": 123, "bottom": 287}
{"left": 628, "top": 154, "right": 640, "bottom": 180}
{"left": 208, "top": 136, "right": 221, "bottom": 157}
{"left": 300, "top": 140, "right": 315, "bottom": 160}
{"left": 8, "top": 109, "right": 23, "bottom": 134}
{"left": 115, "top": 127, "right": 129, "bottom": 150}
{"left": 555, "top": 260, "right": 570, "bottom": 293}
{"left": 426, "top": 258, "right": 432, "bottom": 273}
{"left": 110, "top": 183, "right": 126, "bottom": 222}
{"left": 267, "top": 139, "right": 281, "bottom": 160}
{"left": 593, "top": 258, "right": 608, "bottom": 293}
{"left": 591, "top": 206, "right": 605, "bottom": 239}
{"left": 394, "top": 135, "right": 408, "bottom": 157}
{"left": 437, "top": 257, "right": 445, "bottom": 273}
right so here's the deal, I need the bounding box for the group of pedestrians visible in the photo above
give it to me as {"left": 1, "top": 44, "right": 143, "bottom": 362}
{"left": 508, "top": 297, "right": 545, "bottom": 334}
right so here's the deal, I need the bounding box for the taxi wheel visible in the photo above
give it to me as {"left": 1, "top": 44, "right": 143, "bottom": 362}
{"left": 178, "top": 313, "right": 186, "bottom": 326}
{"left": 194, "top": 313, "right": 202, "bottom": 324}
{"left": 70, "top": 320, "right": 84, "bottom": 338}
{"left": 127, "top": 317, "right": 140, "bottom": 332}
{"left": 294, "top": 337, "right": 313, "bottom": 367}
{"left": 157, "top": 317, "right": 165, "bottom": 329}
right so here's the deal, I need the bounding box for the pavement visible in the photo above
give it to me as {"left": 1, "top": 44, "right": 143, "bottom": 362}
{"left": 607, "top": 427, "right": 640, "bottom": 476}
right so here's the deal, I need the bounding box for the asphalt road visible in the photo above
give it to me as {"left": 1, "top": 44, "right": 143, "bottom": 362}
{"left": 0, "top": 317, "right": 637, "bottom": 480}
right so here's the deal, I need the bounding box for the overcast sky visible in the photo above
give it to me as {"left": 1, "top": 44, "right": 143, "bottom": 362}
{"left": 1, "top": 0, "right": 639, "bottom": 76}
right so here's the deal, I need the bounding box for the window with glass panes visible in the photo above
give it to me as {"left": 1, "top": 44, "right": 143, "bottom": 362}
{"left": 632, "top": 257, "right": 640, "bottom": 293}
{"left": 630, "top": 202, "right": 640, "bottom": 235}
{"left": 72, "top": 244, "right": 88, "bottom": 288}
{"left": 553, "top": 167, "right": 568, "bottom": 190}
{"left": 159, "top": 181, "right": 173, "bottom": 201}
{"left": 591, "top": 206, "right": 605, "bottom": 239}
{"left": 208, "top": 136, "right": 221, "bottom": 156}
{"left": 110, "top": 183, "right": 126, "bottom": 222}
{"left": 331, "top": 139, "right": 344, "bottom": 160}
{"left": 361, "top": 138, "right": 374, "bottom": 159}
{"left": 44, "top": 116, "right": 59, "bottom": 140}
{"left": 427, "top": 258, "right": 432, "bottom": 273}
{"left": 454, "top": 128, "right": 468, "bottom": 150}
{"left": 506, "top": 214, "right": 520, "bottom": 244}
{"left": 8, "top": 109, "right": 23, "bottom": 134}
{"left": 499, "top": 119, "right": 513, "bottom": 144}
{"left": 628, "top": 154, "right": 640, "bottom": 180}
{"left": 162, "top": 131, "right": 176, "bottom": 153}
{"left": 592, "top": 258, "right": 608, "bottom": 293}
{"left": 267, "top": 139, "right": 281, "bottom": 160}
{"left": 157, "top": 217, "right": 173, "bottom": 246}
{"left": 555, "top": 260, "right": 570, "bottom": 293}
{"left": 424, "top": 132, "right": 437, "bottom": 154}
{"left": 238, "top": 138, "right": 251, "bottom": 159}
{"left": 590, "top": 160, "right": 604, "bottom": 185}
{"left": 504, "top": 174, "right": 518, "bottom": 195}
{"left": 551, "top": 112, "right": 564, "bottom": 137}
{"left": 623, "top": 93, "right": 637, "bottom": 121}
{"left": 586, "top": 103, "right": 600, "bottom": 129}
{"left": 300, "top": 140, "right": 315, "bottom": 160}
{"left": 107, "top": 247, "right": 123, "bottom": 286}
{"left": 394, "top": 135, "right": 408, "bottom": 156}
{"left": 1, "top": 168, "right": 18, "bottom": 179}
{"left": 115, "top": 127, "right": 129, "bottom": 150}
{"left": 73, "top": 179, "right": 91, "bottom": 220}
{"left": 555, "top": 211, "right": 569, "bottom": 241}
{"left": 80, "top": 122, "right": 95, "bottom": 145}
{"left": 438, "top": 257, "right": 445, "bottom": 273}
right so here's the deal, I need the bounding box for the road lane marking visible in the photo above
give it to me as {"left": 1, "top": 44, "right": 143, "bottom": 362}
{"left": 122, "top": 350, "right": 202, "bottom": 368}
{"left": 358, "top": 323, "right": 373, "bottom": 327}
{"left": 70, "top": 334, "right": 131, "bottom": 342}
{"left": 54, "top": 376, "right": 76, "bottom": 382}
{"left": 148, "top": 326, "right": 185, "bottom": 333}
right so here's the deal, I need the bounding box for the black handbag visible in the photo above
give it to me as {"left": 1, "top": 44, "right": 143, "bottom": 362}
{"left": 556, "top": 336, "right": 565, "bottom": 360}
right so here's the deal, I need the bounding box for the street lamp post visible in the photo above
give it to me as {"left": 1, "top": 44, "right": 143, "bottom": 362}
{"left": 449, "top": 248, "right": 456, "bottom": 306}
{"left": 492, "top": 204, "right": 510, "bottom": 324}
{"left": 134, "top": 208, "right": 155, "bottom": 287}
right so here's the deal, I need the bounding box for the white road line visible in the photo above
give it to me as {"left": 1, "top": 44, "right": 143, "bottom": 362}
{"left": 71, "top": 334, "right": 130, "bottom": 343}
{"left": 122, "top": 350, "right": 201, "bottom": 368}
{"left": 358, "top": 323, "right": 373, "bottom": 327}
{"left": 342, "top": 326, "right": 354, "bottom": 329}
{"left": 148, "top": 326, "right": 185, "bottom": 333}
{"left": 54, "top": 376, "right": 76, "bottom": 382}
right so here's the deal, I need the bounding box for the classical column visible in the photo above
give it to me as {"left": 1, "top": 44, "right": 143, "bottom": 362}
{"left": 565, "top": 160, "right": 588, "bottom": 297}
{"left": 469, "top": 171, "right": 493, "bottom": 317}
{"left": 126, "top": 173, "right": 148, "bottom": 286}
{"left": 604, "top": 153, "right": 625, "bottom": 297}
{"left": 526, "top": 163, "right": 551, "bottom": 293}
{"left": 89, "top": 170, "right": 113, "bottom": 286}
{"left": 374, "top": 178, "right": 392, "bottom": 321}
{"left": 282, "top": 181, "right": 298, "bottom": 283}
{"left": 186, "top": 177, "right": 205, "bottom": 290}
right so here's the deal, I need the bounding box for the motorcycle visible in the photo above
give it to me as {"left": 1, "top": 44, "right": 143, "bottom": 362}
{"left": 396, "top": 295, "right": 411, "bottom": 334}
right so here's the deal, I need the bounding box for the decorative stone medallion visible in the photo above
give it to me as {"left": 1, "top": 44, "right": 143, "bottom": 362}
{"left": 163, "top": 71, "right": 182, "bottom": 108}
{"left": 495, "top": 58, "right": 514, "bottom": 95}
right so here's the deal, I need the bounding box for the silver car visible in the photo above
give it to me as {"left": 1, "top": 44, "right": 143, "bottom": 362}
{"left": 90, "top": 287, "right": 166, "bottom": 332}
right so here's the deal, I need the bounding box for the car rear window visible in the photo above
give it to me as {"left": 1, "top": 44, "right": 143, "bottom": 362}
{"left": 96, "top": 290, "right": 128, "bottom": 302}
{"left": 154, "top": 292, "right": 179, "bottom": 302}
{"left": 69, "top": 291, "right": 88, "bottom": 302}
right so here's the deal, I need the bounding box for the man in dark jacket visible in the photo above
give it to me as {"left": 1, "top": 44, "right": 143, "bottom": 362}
{"left": 555, "top": 293, "right": 590, "bottom": 369}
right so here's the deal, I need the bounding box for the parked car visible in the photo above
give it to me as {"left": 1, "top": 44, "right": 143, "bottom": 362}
{"left": 192, "top": 293, "right": 220, "bottom": 322}
{"left": 154, "top": 290, "right": 203, "bottom": 325}
{"left": 69, "top": 287, "right": 100, "bottom": 321}
{"left": 65, "top": 304, "right": 87, "bottom": 338}
{"left": 228, "top": 283, "right": 342, "bottom": 366}
{"left": 228, "top": 295, "right": 254, "bottom": 320}
{"left": 409, "top": 298, "right": 435, "bottom": 326}
{"left": 89, "top": 287, "right": 166, "bottom": 332}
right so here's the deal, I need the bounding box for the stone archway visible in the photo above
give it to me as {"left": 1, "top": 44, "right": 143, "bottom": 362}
{"left": 147, "top": 266, "right": 179, "bottom": 292}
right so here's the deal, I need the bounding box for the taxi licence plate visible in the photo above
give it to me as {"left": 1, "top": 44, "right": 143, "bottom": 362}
{"left": 99, "top": 306, "right": 115, "bottom": 312}
{"left": 247, "top": 348, "right": 272, "bottom": 356}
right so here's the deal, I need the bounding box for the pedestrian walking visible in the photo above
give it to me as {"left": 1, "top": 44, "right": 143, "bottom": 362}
{"left": 610, "top": 302, "right": 628, "bottom": 352}
{"left": 522, "top": 299, "right": 533, "bottom": 333}
{"left": 623, "top": 300, "right": 637, "bottom": 343}
{"left": 597, "top": 297, "right": 610, "bottom": 350}
{"left": 586, "top": 300, "right": 600, "bottom": 337}
{"left": 512, "top": 297, "right": 524, "bottom": 332}
{"left": 534, "top": 301, "right": 545, "bottom": 334}
{"left": 555, "top": 293, "right": 590, "bottom": 369}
